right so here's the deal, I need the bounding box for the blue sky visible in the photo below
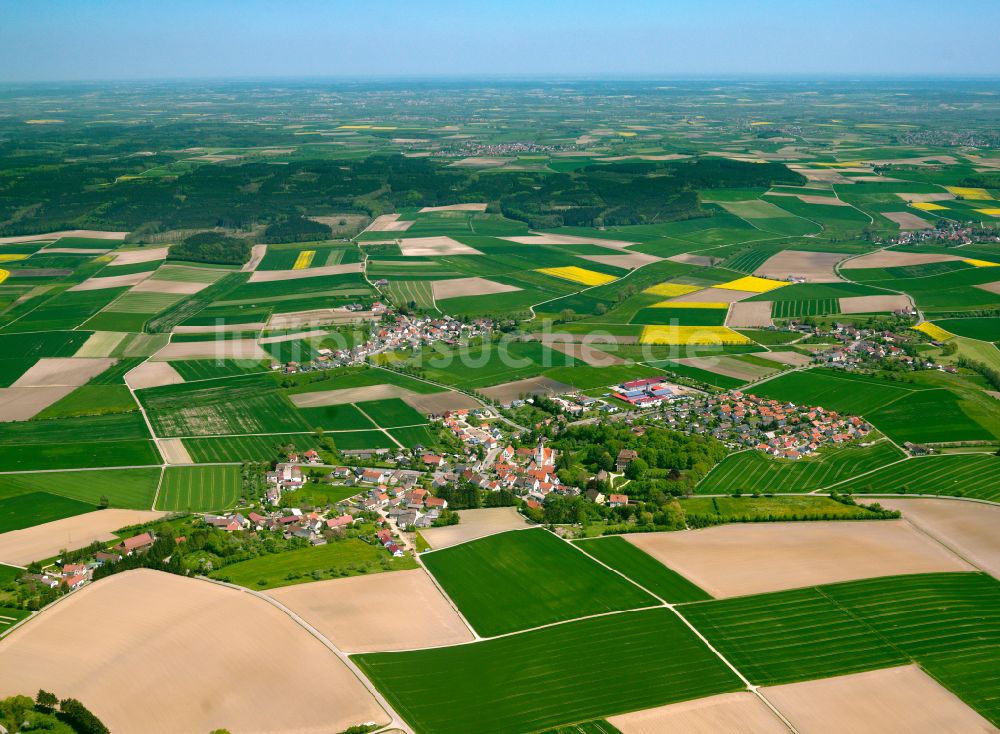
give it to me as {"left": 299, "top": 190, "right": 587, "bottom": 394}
{"left": 1, "top": 0, "right": 998, "bottom": 81}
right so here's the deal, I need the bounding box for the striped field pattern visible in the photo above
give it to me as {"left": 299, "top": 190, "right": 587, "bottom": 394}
{"left": 156, "top": 464, "right": 242, "bottom": 512}
{"left": 835, "top": 453, "right": 1000, "bottom": 502}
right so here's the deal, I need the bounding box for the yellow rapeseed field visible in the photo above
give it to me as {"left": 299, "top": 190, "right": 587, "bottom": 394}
{"left": 713, "top": 275, "right": 789, "bottom": 293}
{"left": 640, "top": 325, "right": 752, "bottom": 345}
{"left": 0, "top": 253, "right": 28, "bottom": 263}
{"left": 0, "top": 269, "right": 9, "bottom": 285}
{"left": 962, "top": 258, "right": 999, "bottom": 268}
{"left": 650, "top": 301, "right": 729, "bottom": 309}
{"left": 911, "top": 202, "right": 948, "bottom": 211}
{"left": 536, "top": 266, "right": 617, "bottom": 286}
{"left": 975, "top": 208, "right": 1000, "bottom": 217}
{"left": 643, "top": 283, "right": 701, "bottom": 297}
{"left": 292, "top": 250, "right": 316, "bottom": 270}
{"left": 946, "top": 186, "right": 992, "bottom": 200}
{"left": 912, "top": 322, "right": 953, "bottom": 341}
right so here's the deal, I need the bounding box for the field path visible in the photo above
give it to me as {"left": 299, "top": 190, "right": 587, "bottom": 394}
{"left": 202, "top": 576, "right": 415, "bottom": 734}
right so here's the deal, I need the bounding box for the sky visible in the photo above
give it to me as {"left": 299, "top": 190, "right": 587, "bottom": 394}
{"left": 1, "top": 0, "right": 999, "bottom": 82}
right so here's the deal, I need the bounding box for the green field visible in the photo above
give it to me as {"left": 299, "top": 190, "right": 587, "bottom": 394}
{"left": 933, "top": 317, "right": 1000, "bottom": 342}
{"left": 354, "top": 608, "right": 742, "bottom": 734}
{"left": 422, "top": 529, "right": 658, "bottom": 636}
{"left": 0, "top": 330, "right": 92, "bottom": 386}
{"left": 680, "top": 495, "right": 890, "bottom": 520}
{"left": 0, "top": 605, "right": 31, "bottom": 632}
{"left": 382, "top": 280, "right": 438, "bottom": 310}
{"left": 210, "top": 539, "right": 415, "bottom": 589}
{"left": 0, "top": 491, "right": 96, "bottom": 532}
{"left": 34, "top": 384, "right": 138, "bottom": 419}
{"left": 409, "top": 341, "right": 574, "bottom": 390}
{"left": 540, "top": 722, "right": 622, "bottom": 734}
{"left": 697, "top": 441, "right": 904, "bottom": 493}
{"left": 155, "top": 465, "right": 242, "bottom": 512}
{"left": 648, "top": 359, "right": 747, "bottom": 389}
{"left": 169, "top": 359, "right": 272, "bottom": 381}
{"left": 836, "top": 453, "right": 1000, "bottom": 501}
{"left": 297, "top": 403, "right": 378, "bottom": 430}
{"left": 682, "top": 573, "right": 1000, "bottom": 725}
{"left": 573, "top": 536, "right": 711, "bottom": 603}
{"left": 771, "top": 298, "right": 841, "bottom": 318}
{"left": 354, "top": 398, "right": 426, "bottom": 427}
{"left": 0, "top": 468, "right": 161, "bottom": 509}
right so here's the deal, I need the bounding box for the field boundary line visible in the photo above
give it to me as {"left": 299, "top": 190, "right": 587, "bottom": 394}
{"left": 353, "top": 403, "right": 404, "bottom": 449}
{"left": 199, "top": 575, "right": 414, "bottom": 734}
{"left": 892, "top": 511, "right": 988, "bottom": 574}
{"left": 411, "top": 560, "right": 482, "bottom": 641}
{"left": 150, "top": 465, "right": 166, "bottom": 511}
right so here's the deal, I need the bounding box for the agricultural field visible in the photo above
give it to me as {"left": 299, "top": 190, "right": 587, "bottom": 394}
{"left": 155, "top": 465, "right": 242, "bottom": 512}
{"left": 0, "top": 468, "right": 161, "bottom": 510}
{"left": 836, "top": 452, "right": 1000, "bottom": 501}
{"left": 422, "top": 529, "right": 658, "bottom": 636}
{"left": 0, "top": 491, "right": 95, "bottom": 533}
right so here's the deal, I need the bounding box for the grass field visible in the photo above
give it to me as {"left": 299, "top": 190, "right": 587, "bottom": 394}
{"left": 932, "top": 316, "right": 1000, "bottom": 342}
{"left": 0, "top": 491, "right": 96, "bottom": 532}
{"left": 210, "top": 538, "right": 416, "bottom": 589}
{"left": 0, "top": 413, "right": 159, "bottom": 470}
{"left": 297, "top": 403, "right": 378, "bottom": 430}
{"left": 354, "top": 398, "right": 426, "bottom": 428}
{"left": 155, "top": 465, "right": 242, "bottom": 512}
{"left": 683, "top": 572, "right": 1000, "bottom": 726}
{"left": 680, "top": 495, "right": 890, "bottom": 520}
{"left": 539, "top": 721, "right": 621, "bottom": 734}
{"left": 169, "top": 359, "right": 272, "bottom": 381}
{"left": 0, "top": 331, "right": 92, "bottom": 386}
{"left": 572, "top": 536, "right": 711, "bottom": 603}
{"left": 771, "top": 298, "right": 841, "bottom": 318}
{"left": 382, "top": 280, "right": 437, "bottom": 310}
{"left": 835, "top": 453, "right": 1000, "bottom": 501}
{"left": 354, "top": 608, "right": 743, "bottom": 734}
{"left": 182, "top": 430, "right": 396, "bottom": 462}
{"left": 697, "top": 441, "right": 904, "bottom": 493}
{"left": 410, "top": 341, "right": 573, "bottom": 390}
{"left": 0, "top": 605, "right": 31, "bottom": 633}
{"left": 0, "top": 468, "right": 161, "bottom": 509}
{"left": 422, "top": 529, "right": 658, "bottom": 636}
{"left": 648, "top": 359, "right": 747, "bottom": 389}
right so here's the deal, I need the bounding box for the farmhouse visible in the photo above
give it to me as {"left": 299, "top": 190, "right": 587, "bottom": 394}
{"left": 616, "top": 449, "right": 639, "bottom": 471}
{"left": 118, "top": 532, "right": 155, "bottom": 556}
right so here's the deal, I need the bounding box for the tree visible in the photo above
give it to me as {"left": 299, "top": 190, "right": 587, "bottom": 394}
{"left": 36, "top": 689, "right": 58, "bottom": 711}
{"left": 59, "top": 698, "right": 110, "bottom": 734}
{"left": 98, "top": 494, "right": 110, "bottom": 509}
{"left": 625, "top": 457, "right": 648, "bottom": 480}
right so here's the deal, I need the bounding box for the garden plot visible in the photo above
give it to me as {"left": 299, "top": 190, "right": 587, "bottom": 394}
{"left": 0, "top": 570, "right": 387, "bottom": 734}
{"left": 0, "top": 510, "right": 165, "bottom": 566}
{"left": 125, "top": 361, "right": 185, "bottom": 390}
{"left": 69, "top": 271, "right": 151, "bottom": 291}
{"left": 879, "top": 498, "right": 1000, "bottom": 581}
{"left": 762, "top": 665, "right": 996, "bottom": 734}
{"left": 431, "top": 276, "right": 520, "bottom": 301}
{"left": 626, "top": 521, "right": 971, "bottom": 598}
{"left": 753, "top": 250, "right": 845, "bottom": 282}
{"left": 291, "top": 384, "right": 416, "bottom": 408}
{"left": 480, "top": 376, "right": 576, "bottom": 404}
{"left": 839, "top": 294, "right": 911, "bottom": 313}
{"left": 397, "top": 236, "right": 483, "bottom": 256}
{"left": 267, "top": 568, "right": 474, "bottom": 652}
{"left": 726, "top": 301, "right": 773, "bottom": 328}
{"left": 0, "top": 386, "right": 75, "bottom": 421}
{"left": 248, "top": 262, "right": 363, "bottom": 282}
{"left": 420, "top": 507, "right": 528, "bottom": 550}
{"left": 366, "top": 213, "right": 414, "bottom": 232}
{"left": 609, "top": 692, "right": 786, "bottom": 734}
{"left": 843, "top": 250, "right": 961, "bottom": 269}
{"left": 883, "top": 212, "right": 935, "bottom": 230}
{"left": 12, "top": 357, "right": 115, "bottom": 387}
{"left": 151, "top": 339, "right": 269, "bottom": 361}
{"left": 107, "top": 247, "right": 169, "bottom": 266}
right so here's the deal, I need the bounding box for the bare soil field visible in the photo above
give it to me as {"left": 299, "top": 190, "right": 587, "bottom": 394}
{"left": 402, "top": 391, "right": 482, "bottom": 414}
{"left": 12, "top": 357, "right": 116, "bottom": 387}
{"left": 248, "top": 262, "right": 363, "bottom": 282}
{"left": 767, "top": 192, "right": 850, "bottom": 206}
{"left": 0, "top": 570, "right": 387, "bottom": 733}
{"left": 844, "top": 250, "right": 963, "bottom": 269}
{"left": 130, "top": 279, "right": 207, "bottom": 295}
{"left": 581, "top": 252, "right": 662, "bottom": 269}
{"left": 0, "top": 386, "right": 75, "bottom": 421}
{"left": 896, "top": 192, "right": 957, "bottom": 203}
{"left": 173, "top": 322, "right": 266, "bottom": 334}
{"left": 267, "top": 568, "right": 473, "bottom": 652}
{"left": 366, "top": 214, "right": 413, "bottom": 232}
{"left": 883, "top": 211, "right": 934, "bottom": 230}
{"left": 609, "top": 692, "right": 786, "bottom": 734}
{"left": 480, "top": 376, "right": 576, "bottom": 404}
{"left": 420, "top": 507, "right": 529, "bottom": 550}
{"left": 418, "top": 203, "right": 488, "bottom": 213}
{"left": 241, "top": 244, "right": 267, "bottom": 272}
{"left": 676, "top": 356, "right": 773, "bottom": 382}
{"left": 74, "top": 331, "right": 128, "bottom": 357}
{"left": 547, "top": 340, "right": 626, "bottom": 366}
{"left": 625, "top": 521, "right": 972, "bottom": 598}
{"left": 258, "top": 328, "right": 328, "bottom": 344}
{"left": 976, "top": 281, "right": 1000, "bottom": 296}
{"left": 754, "top": 350, "right": 813, "bottom": 367}
{"left": 668, "top": 253, "right": 717, "bottom": 266}
{"left": 0, "top": 230, "right": 127, "bottom": 244}
{"left": 879, "top": 498, "right": 1000, "bottom": 581}
{"left": 266, "top": 308, "right": 374, "bottom": 329}
{"left": 158, "top": 438, "right": 193, "bottom": 464}
{"left": 726, "top": 301, "right": 774, "bottom": 328}
{"left": 839, "top": 294, "right": 911, "bottom": 314}
{"left": 397, "top": 236, "right": 483, "bottom": 256}
{"left": 431, "top": 276, "right": 521, "bottom": 301}
{"left": 669, "top": 288, "right": 756, "bottom": 304}
{"left": 762, "top": 665, "right": 996, "bottom": 734}
{"left": 69, "top": 271, "right": 151, "bottom": 291}
{"left": 125, "top": 361, "right": 185, "bottom": 390}
{"left": 108, "top": 246, "right": 169, "bottom": 266}
{"left": 290, "top": 384, "right": 415, "bottom": 408}
{"left": 503, "top": 234, "right": 636, "bottom": 249}
{"left": 0, "top": 511, "right": 166, "bottom": 566}
{"left": 447, "top": 157, "right": 508, "bottom": 168}
{"left": 754, "top": 250, "right": 845, "bottom": 282}
{"left": 152, "top": 339, "right": 269, "bottom": 361}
